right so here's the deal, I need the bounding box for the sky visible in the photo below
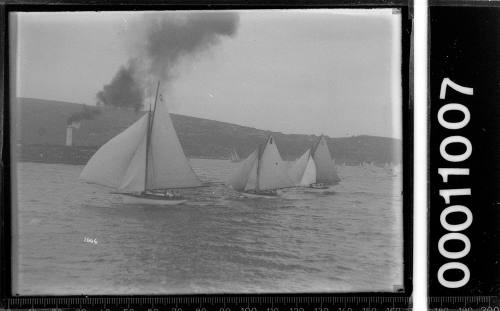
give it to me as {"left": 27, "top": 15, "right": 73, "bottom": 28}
{"left": 11, "top": 9, "right": 402, "bottom": 138}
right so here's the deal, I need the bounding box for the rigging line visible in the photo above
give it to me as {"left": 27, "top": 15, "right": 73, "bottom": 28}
{"left": 145, "top": 81, "right": 161, "bottom": 191}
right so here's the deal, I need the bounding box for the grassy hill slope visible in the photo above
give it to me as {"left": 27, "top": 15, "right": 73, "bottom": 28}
{"left": 14, "top": 97, "right": 401, "bottom": 164}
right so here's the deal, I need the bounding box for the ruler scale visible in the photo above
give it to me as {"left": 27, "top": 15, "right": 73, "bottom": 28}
{"left": 0, "top": 296, "right": 497, "bottom": 311}
{"left": 0, "top": 296, "right": 404, "bottom": 311}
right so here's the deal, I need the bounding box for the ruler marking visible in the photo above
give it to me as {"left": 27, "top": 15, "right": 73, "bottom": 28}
{"left": 0, "top": 295, "right": 443, "bottom": 311}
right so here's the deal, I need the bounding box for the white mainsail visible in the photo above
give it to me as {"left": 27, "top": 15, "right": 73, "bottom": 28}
{"left": 257, "top": 136, "right": 294, "bottom": 190}
{"left": 312, "top": 136, "right": 340, "bottom": 185}
{"left": 145, "top": 98, "right": 201, "bottom": 189}
{"left": 288, "top": 149, "right": 317, "bottom": 186}
{"left": 80, "top": 96, "right": 201, "bottom": 192}
{"left": 228, "top": 136, "right": 293, "bottom": 192}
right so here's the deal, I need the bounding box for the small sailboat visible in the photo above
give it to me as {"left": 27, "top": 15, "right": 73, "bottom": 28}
{"left": 288, "top": 148, "right": 316, "bottom": 187}
{"left": 79, "top": 83, "right": 202, "bottom": 205}
{"left": 310, "top": 135, "right": 340, "bottom": 189}
{"left": 229, "top": 147, "right": 241, "bottom": 162}
{"left": 227, "top": 135, "right": 294, "bottom": 197}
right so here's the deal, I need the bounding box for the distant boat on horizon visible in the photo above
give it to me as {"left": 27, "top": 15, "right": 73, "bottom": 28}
{"left": 79, "top": 82, "right": 202, "bottom": 205}
{"left": 391, "top": 163, "right": 402, "bottom": 176}
{"left": 227, "top": 135, "right": 294, "bottom": 197}
{"left": 229, "top": 147, "right": 241, "bottom": 162}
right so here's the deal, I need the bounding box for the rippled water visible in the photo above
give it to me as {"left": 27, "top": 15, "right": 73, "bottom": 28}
{"left": 13, "top": 159, "right": 403, "bottom": 295}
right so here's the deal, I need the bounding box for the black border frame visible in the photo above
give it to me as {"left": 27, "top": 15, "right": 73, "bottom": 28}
{"left": 427, "top": 2, "right": 500, "bottom": 299}
{"left": 0, "top": 0, "right": 412, "bottom": 305}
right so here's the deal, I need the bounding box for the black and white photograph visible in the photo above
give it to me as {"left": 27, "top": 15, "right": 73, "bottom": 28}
{"left": 9, "top": 9, "right": 404, "bottom": 295}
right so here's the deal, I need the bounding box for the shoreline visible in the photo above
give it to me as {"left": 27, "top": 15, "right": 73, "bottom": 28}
{"left": 16, "top": 144, "right": 398, "bottom": 167}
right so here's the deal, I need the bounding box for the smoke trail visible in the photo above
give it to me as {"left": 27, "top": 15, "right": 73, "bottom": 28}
{"left": 145, "top": 11, "right": 239, "bottom": 82}
{"left": 96, "top": 59, "right": 144, "bottom": 111}
{"left": 67, "top": 104, "right": 101, "bottom": 125}
{"left": 96, "top": 11, "right": 239, "bottom": 110}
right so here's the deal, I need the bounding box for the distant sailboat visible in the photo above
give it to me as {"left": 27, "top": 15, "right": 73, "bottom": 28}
{"left": 227, "top": 135, "right": 294, "bottom": 197}
{"left": 229, "top": 147, "right": 241, "bottom": 162}
{"left": 288, "top": 148, "right": 317, "bottom": 187}
{"left": 79, "top": 82, "right": 202, "bottom": 205}
{"left": 310, "top": 135, "right": 340, "bottom": 188}
{"left": 392, "top": 163, "right": 402, "bottom": 176}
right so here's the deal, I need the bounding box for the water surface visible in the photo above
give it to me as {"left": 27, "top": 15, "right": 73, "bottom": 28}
{"left": 13, "top": 159, "right": 403, "bottom": 294}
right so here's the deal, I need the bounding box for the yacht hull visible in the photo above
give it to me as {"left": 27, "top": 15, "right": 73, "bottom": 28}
{"left": 298, "top": 184, "right": 335, "bottom": 193}
{"left": 310, "top": 183, "right": 332, "bottom": 189}
{"left": 121, "top": 193, "right": 187, "bottom": 205}
{"left": 241, "top": 190, "right": 282, "bottom": 198}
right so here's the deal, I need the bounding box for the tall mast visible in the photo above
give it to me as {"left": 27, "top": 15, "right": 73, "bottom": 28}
{"left": 144, "top": 81, "right": 161, "bottom": 192}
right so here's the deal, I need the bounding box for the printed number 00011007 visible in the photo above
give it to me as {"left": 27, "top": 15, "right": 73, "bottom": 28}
{"left": 436, "top": 77, "right": 474, "bottom": 289}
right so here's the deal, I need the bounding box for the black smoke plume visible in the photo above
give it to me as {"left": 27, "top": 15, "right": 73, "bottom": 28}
{"left": 96, "top": 59, "right": 144, "bottom": 111}
{"left": 96, "top": 12, "right": 239, "bottom": 110}
{"left": 67, "top": 105, "right": 101, "bottom": 125}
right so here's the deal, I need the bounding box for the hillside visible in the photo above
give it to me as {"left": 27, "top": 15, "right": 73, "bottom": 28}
{"left": 13, "top": 97, "right": 401, "bottom": 164}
